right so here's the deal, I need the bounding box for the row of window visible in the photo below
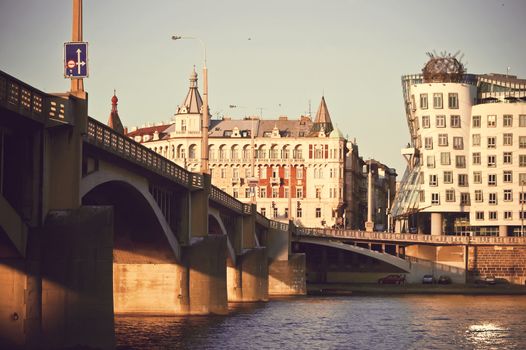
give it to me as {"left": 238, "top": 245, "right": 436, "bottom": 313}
{"left": 260, "top": 207, "right": 325, "bottom": 219}
{"left": 418, "top": 93, "right": 459, "bottom": 110}
{"left": 474, "top": 211, "right": 526, "bottom": 221}
{"left": 426, "top": 154, "right": 526, "bottom": 168}
{"left": 472, "top": 114, "right": 526, "bottom": 128}
{"left": 422, "top": 170, "right": 526, "bottom": 186}
{"left": 424, "top": 191, "right": 526, "bottom": 206}
{"left": 472, "top": 134, "right": 526, "bottom": 148}
{"left": 424, "top": 135, "right": 464, "bottom": 149}
{"left": 421, "top": 115, "right": 461, "bottom": 129}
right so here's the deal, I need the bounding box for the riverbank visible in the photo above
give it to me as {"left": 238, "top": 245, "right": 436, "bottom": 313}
{"left": 308, "top": 283, "right": 526, "bottom": 295}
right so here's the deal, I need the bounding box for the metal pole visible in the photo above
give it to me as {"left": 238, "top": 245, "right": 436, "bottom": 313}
{"left": 201, "top": 65, "right": 209, "bottom": 174}
{"left": 70, "top": 0, "right": 84, "bottom": 95}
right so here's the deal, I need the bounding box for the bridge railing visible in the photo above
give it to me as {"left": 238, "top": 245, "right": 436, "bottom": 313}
{"left": 209, "top": 186, "right": 243, "bottom": 213}
{"left": 295, "top": 227, "right": 526, "bottom": 245}
{"left": 86, "top": 117, "right": 203, "bottom": 189}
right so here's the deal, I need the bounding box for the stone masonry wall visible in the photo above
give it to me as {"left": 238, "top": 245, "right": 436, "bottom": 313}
{"left": 468, "top": 245, "right": 526, "bottom": 284}
{"left": 268, "top": 253, "right": 306, "bottom": 295}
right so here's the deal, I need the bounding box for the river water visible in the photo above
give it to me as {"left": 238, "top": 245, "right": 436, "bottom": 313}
{"left": 115, "top": 295, "right": 526, "bottom": 349}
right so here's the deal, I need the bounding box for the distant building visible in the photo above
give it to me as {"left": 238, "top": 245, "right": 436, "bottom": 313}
{"left": 392, "top": 53, "right": 526, "bottom": 236}
{"left": 125, "top": 70, "right": 366, "bottom": 228}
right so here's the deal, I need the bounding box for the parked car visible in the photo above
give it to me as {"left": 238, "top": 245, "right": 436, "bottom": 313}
{"left": 378, "top": 274, "right": 406, "bottom": 285}
{"left": 438, "top": 275, "right": 452, "bottom": 284}
{"left": 422, "top": 275, "right": 436, "bottom": 284}
{"left": 475, "top": 276, "right": 496, "bottom": 285}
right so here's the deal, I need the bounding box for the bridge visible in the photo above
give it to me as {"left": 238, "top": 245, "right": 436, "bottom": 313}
{"left": 2, "top": 69, "right": 526, "bottom": 349}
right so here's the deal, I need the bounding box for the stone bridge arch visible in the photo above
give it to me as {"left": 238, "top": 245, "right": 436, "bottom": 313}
{"left": 295, "top": 237, "right": 410, "bottom": 272}
{"left": 80, "top": 165, "right": 181, "bottom": 261}
{"left": 208, "top": 207, "right": 237, "bottom": 265}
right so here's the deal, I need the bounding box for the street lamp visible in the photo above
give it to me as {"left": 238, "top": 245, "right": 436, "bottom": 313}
{"left": 171, "top": 35, "right": 209, "bottom": 174}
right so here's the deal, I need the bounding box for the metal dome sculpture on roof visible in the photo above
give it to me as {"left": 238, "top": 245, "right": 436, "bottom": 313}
{"left": 422, "top": 51, "right": 465, "bottom": 83}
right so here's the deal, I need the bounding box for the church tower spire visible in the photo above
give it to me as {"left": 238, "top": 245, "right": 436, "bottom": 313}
{"left": 107, "top": 90, "right": 124, "bottom": 134}
{"left": 311, "top": 96, "right": 334, "bottom": 135}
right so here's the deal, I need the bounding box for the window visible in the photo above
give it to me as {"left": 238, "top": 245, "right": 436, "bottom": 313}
{"left": 450, "top": 115, "right": 461, "bottom": 128}
{"left": 261, "top": 208, "right": 266, "bottom": 217}
{"left": 488, "top": 174, "right": 497, "bottom": 186}
{"left": 433, "top": 93, "right": 443, "bottom": 109}
{"left": 487, "top": 155, "right": 496, "bottom": 167}
{"left": 419, "top": 190, "right": 425, "bottom": 202}
{"left": 296, "top": 207, "right": 302, "bottom": 218}
{"left": 504, "top": 211, "right": 512, "bottom": 220}
{"left": 260, "top": 187, "right": 267, "bottom": 198}
{"left": 445, "top": 190, "right": 455, "bottom": 202}
{"left": 473, "top": 171, "right": 482, "bottom": 184}
{"left": 472, "top": 115, "right": 481, "bottom": 128}
{"left": 474, "top": 190, "right": 483, "bottom": 203}
{"left": 472, "top": 134, "right": 481, "bottom": 146}
{"left": 440, "top": 152, "right": 451, "bottom": 165}
{"left": 284, "top": 187, "right": 290, "bottom": 198}
{"left": 420, "top": 94, "right": 428, "bottom": 109}
{"left": 315, "top": 188, "right": 321, "bottom": 199}
{"left": 422, "top": 116, "right": 430, "bottom": 128}
{"left": 284, "top": 167, "right": 290, "bottom": 179}
{"left": 504, "top": 189, "right": 512, "bottom": 202}
{"left": 429, "top": 174, "right": 438, "bottom": 186}
{"left": 296, "top": 168, "right": 303, "bottom": 179}
{"left": 448, "top": 93, "right": 459, "bottom": 109}
{"left": 460, "top": 193, "right": 470, "bottom": 205}
{"left": 220, "top": 168, "right": 227, "bottom": 178}
{"left": 488, "top": 211, "right": 497, "bottom": 220}
{"left": 487, "top": 137, "right": 496, "bottom": 149}
{"left": 427, "top": 155, "right": 435, "bottom": 168}
{"left": 232, "top": 168, "right": 239, "bottom": 180}
{"left": 472, "top": 152, "right": 481, "bottom": 165}
{"left": 487, "top": 115, "right": 497, "bottom": 127}
{"left": 521, "top": 155, "right": 526, "bottom": 167}
{"left": 438, "top": 134, "right": 448, "bottom": 146}
{"left": 503, "top": 115, "right": 513, "bottom": 127}
{"left": 315, "top": 208, "right": 321, "bottom": 218}
{"left": 521, "top": 173, "right": 526, "bottom": 185}
{"left": 521, "top": 192, "right": 526, "bottom": 204}
{"left": 425, "top": 137, "right": 433, "bottom": 149}
{"left": 431, "top": 193, "right": 440, "bottom": 205}
{"left": 272, "top": 187, "right": 279, "bottom": 198}
{"left": 273, "top": 207, "right": 278, "bottom": 218}
{"left": 260, "top": 167, "right": 267, "bottom": 179}
{"left": 456, "top": 155, "right": 466, "bottom": 168}
{"left": 503, "top": 171, "right": 512, "bottom": 183}
{"left": 520, "top": 115, "right": 526, "bottom": 127}
{"left": 503, "top": 133, "right": 513, "bottom": 146}
{"left": 488, "top": 193, "right": 497, "bottom": 205}
{"left": 233, "top": 188, "right": 239, "bottom": 198}
{"left": 443, "top": 171, "right": 453, "bottom": 184}
{"left": 296, "top": 187, "right": 303, "bottom": 198}
{"left": 503, "top": 152, "right": 512, "bottom": 164}
{"left": 453, "top": 137, "right": 463, "bottom": 150}
{"left": 245, "top": 188, "right": 251, "bottom": 198}
{"left": 520, "top": 136, "right": 526, "bottom": 149}
{"left": 475, "top": 211, "right": 484, "bottom": 220}
{"left": 458, "top": 174, "right": 468, "bottom": 187}
{"left": 436, "top": 115, "right": 446, "bottom": 127}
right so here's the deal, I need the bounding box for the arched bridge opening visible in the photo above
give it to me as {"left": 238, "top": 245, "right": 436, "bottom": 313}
{"left": 293, "top": 239, "right": 410, "bottom": 284}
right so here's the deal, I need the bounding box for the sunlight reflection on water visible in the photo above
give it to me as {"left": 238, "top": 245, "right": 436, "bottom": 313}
{"left": 115, "top": 295, "right": 526, "bottom": 350}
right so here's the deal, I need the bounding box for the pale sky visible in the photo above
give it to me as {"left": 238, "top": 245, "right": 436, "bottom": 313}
{"left": 1, "top": 0, "right": 525, "bottom": 174}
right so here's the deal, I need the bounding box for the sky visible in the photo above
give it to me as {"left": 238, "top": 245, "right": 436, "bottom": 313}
{"left": 1, "top": 0, "right": 526, "bottom": 174}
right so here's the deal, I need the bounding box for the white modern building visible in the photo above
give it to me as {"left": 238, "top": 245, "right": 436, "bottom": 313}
{"left": 393, "top": 53, "right": 526, "bottom": 236}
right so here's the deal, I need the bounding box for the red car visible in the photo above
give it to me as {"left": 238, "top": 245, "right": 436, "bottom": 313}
{"left": 378, "top": 274, "right": 406, "bottom": 285}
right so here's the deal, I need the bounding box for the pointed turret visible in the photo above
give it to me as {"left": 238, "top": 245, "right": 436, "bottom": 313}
{"left": 176, "top": 68, "right": 203, "bottom": 115}
{"left": 107, "top": 90, "right": 124, "bottom": 134}
{"left": 311, "top": 96, "right": 334, "bottom": 135}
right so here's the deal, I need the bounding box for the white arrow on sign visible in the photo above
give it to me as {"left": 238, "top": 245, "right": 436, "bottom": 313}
{"left": 76, "top": 48, "right": 86, "bottom": 75}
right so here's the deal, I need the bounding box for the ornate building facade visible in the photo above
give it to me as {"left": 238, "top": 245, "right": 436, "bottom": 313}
{"left": 393, "top": 53, "right": 526, "bottom": 236}
{"left": 125, "top": 70, "right": 373, "bottom": 228}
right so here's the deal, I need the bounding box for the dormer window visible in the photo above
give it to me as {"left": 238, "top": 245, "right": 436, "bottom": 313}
{"left": 263, "top": 131, "right": 272, "bottom": 137}
{"left": 134, "top": 135, "right": 142, "bottom": 142}
{"left": 143, "top": 134, "right": 150, "bottom": 142}
{"left": 224, "top": 130, "right": 233, "bottom": 137}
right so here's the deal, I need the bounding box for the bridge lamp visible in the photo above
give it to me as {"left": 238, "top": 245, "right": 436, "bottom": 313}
{"left": 171, "top": 35, "right": 209, "bottom": 174}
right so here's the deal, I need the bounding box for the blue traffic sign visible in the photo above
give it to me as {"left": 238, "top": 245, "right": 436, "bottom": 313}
{"left": 64, "top": 42, "right": 88, "bottom": 78}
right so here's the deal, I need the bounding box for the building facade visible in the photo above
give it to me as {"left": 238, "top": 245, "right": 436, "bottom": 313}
{"left": 392, "top": 53, "right": 526, "bottom": 236}
{"left": 125, "top": 70, "right": 368, "bottom": 228}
